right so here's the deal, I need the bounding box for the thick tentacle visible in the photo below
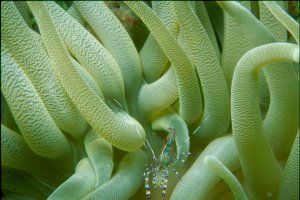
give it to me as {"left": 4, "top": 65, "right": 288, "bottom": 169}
{"left": 263, "top": 1, "right": 299, "bottom": 44}
{"left": 1, "top": 125, "right": 69, "bottom": 185}
{"left": 194, "top": 1, "right": 220, "bottom": 60}
{"left": 278, "top": 131, "right": 299, "bottom": 200}
{"left": 204, "top": 155, "right": 248, "bottom": 200}
{"left": 1, "top": 1, "right": 89, "bottom": 137}
{"left": 231, "top": 43, "right": 299, "bottom": 199}
{"left": 138, "top": 67, "right": 178, "bottom": 118}
{"left": 27, "top": 1, "right": 146, "bottom": 151}
{"left": 173, "top": 1, "right": 230, "bottom": 140}
{"left": 139, "top": 1, "right": 178, "bottom": 83}
{"left": 259, "top": 1, "right": 287, "bottom": 42}
{"left": 125, "top": 1, "right": 202, "bottom": 124}
{"left": 84, "top": 150, "right": 148, "bottom": 200}
{"left": 75, "top": 1, "right": 142, "bottom": 114}
{"left": 47, "top": 158, "right": 96, "bottom": 200}
{"left": 45, "top": 1, "right": 127, "bottom": 110}
{"left": 1, "top": 45, "right": 71, "bottom": 159}
{"left": 171, "top": 135, "right": 239, "bottom": 200}
{"left": 84, "top": 129, "right": 113, "bottom": 188}
{"left": 67, "top": 4, "right": 85, "bottom": 25}
{"left": 217, "top": 1, "right": 274, "bottom": 92}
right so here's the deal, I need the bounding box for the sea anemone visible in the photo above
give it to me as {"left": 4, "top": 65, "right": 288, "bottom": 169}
{"left": 1, "top": 1, "right": 299, "bottom": 200}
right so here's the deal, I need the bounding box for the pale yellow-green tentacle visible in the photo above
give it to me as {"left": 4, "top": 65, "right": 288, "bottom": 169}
{"left": 259, "top": 1, "right": 287, "bottom": 42}
{"left": 84, "top": 129, "right": 113, "bottom": 188}
{"left": 139, "top": 1, "right": 178, "bottom": 83}
{"left": 194, "top": 1, "right": 221, "bottom": 60}
{"left": 278, "top": 131, "right": 299, "bottom": 200}
{"left": 137, "top": 67, "right": 178, "bottom": 118}
{"left": 13, "top": 1, "right": 32, "bottom": 28}
{"left": 84, "top": 150, "right": 148, "bottom": 200}
{"left": 67, "top": 3, "right": 85, "bottom": 26}
{"left": 1, "top": 45, "right": 71, "bottom": 159}
{"left": 27, "top": 1, "right": 146, "bottom": 152}
{"left": 47, "top": 158, "right": 96, "bottom": 200}
{"left": 1, "top": 1, "right": 89, "bottom": 137}
{"left": 204, "top": 155, "right": 248, "bottom": 200}
{"left": 125, "top": 1, "right": 202, "bottom": 125}
{"left": 263, "top": 1, "right": 299, "bottom": 44}
{"left": 231, "top": 43, "right": 299, "bottom": 199}
{"left": 173, "top": 1, "right": 230, "bottom": 140}
{"left": 171, "top": 135, "right": 239, "bottom": 200}
{"left": 75, "top": 1, "right": 142, "bottom": 114}
{"left": 45, "top": 1, "right": 127, "bottom": 109}
{"left": 1, "top": 125, "right": 69, "bottom": 185}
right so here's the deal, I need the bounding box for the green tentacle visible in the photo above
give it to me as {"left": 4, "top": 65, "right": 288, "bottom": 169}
{"left": 84, "top": 150, "right": 148, "bottom": 200}
{"left": 125, "top": 1, "right": 202, "bottom": 124}
{"left": 27, "top": 1, "right": 145, "bottom": 152}
{"left": 264, "top": 1, "right": 299, "bottom": 44}
{"left": 84, "top": 129, "right": 113, "bottom": 188}
{"left": 13, "top": 1, "right": 32, "bottom": 28}
{"left": 1, "top": 125, "right": 69, "bottom": 185}
{"left": 45, "top": 1, "right": 127, "bottom": 110}
{"left": 171, "top": 135, "right": 239, "bottom": 200}
{"left": 67, "top": 4, "right": 85, "bottom": 26}
{"left": 218, "top": 1, "right": 274, "bottom": 92}
{"left": 139, "top": 1, "right": 178, "bottom": 83}
{"left": 1, "top": 1, "right": 89, "bottom": 137}
{"left": 259, "top": 1, "right": 287, "bottom": 42}
{"left": 173, "top": 1, "right": 230, "bottom": 140}
{"left": 194, "top": 1, "right": 220, "bottom": 60}
{"left": 204, "top": 155, "right": 248, "bottom": 200}
{"left": 231, "top": 43, "right": 299, "bottom": 199}
{"left": 75, "top": 1, "right": 142, "bottom": 114}
{"left": 137, "top": 67, "right": 178, "bottom": 118}
{"left": 1, "top": 45, "right": 71, "bottom": 159}
{"left": 48, "top": 158, "right": 96, "bottom": 200}
{"left": 278, "top": 131, "right": 299, "bottom": 200}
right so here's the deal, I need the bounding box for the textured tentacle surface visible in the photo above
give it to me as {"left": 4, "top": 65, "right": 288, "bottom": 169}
{"left": 204, "top": 155, "right": 248, "bottom": 200}
{"left": 84, "top": 150, "right": 148, "bottom": 200}
{"left": 27, "top": 1, "right": 146, "bottom": 152}
{"left": 173, "top": 1, "right": 230, "bottom": 140}
{"left": 194, "top": 1, "right": 220, "bottom": 60}
{"left": 171, "top": 135, "right": 240, "bottom": 200}
{"left": 45, "top": 1, "right": 127, "bottom": 110}
{"left": 1, "top": 1, "right": 298, "bottom": 200}
{"left": 1, "top": 125, "right": 67, "bottom": 184}
{"left": 1, "top": 1, "right": 89, "bottom": 137}
{"left": 232, "top": 43, "right": 299, "bottom": 199}
{"left": 75, "top": 1, "right": 142, "bottom": 115}
{"left": 139, "top": 1, "right": 178, "bottom": 83}
{"left": 263, "top": 1, "right": 299, "bottom": 44}
{"left": 47, "top": 158, "right": 96, "bottom": 200}
{"left": 84, "top": 129, "right": 113, "bottom": 188}
{"left": 259, "top": 1, "right": 287, "bottom": 42}
{"left": 278, "top": 131, "right": 299, "bottom": 200}
{"left": 138, "top": 67, "right": 178, "bottom": 118}
{"left": 1, "top": 45, "right": 71, "bottom": 159}
{"left": 125, "top": 1, "right": 203, "bottom": 125}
